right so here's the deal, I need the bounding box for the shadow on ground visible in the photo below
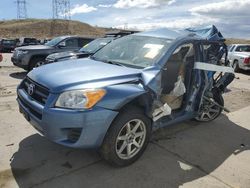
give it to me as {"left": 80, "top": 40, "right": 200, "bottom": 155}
{"left": 9, "top": 71, "right": 27, "bottom": 80}
{"left": 9, "top": 114, "right": 250, "bottom": 188}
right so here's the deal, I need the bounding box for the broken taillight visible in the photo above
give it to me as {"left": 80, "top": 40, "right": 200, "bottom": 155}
{"left": 243, "top": 57, "right": 250, "bottom": 64}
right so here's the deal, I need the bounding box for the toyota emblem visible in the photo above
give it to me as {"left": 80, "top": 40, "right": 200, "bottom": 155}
{"left": 27, "top": 84, "right": 35, "bottom": 95}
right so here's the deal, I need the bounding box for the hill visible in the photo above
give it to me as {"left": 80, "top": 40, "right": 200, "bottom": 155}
{"left": 0, "top": 19, "right": 110, "bottom": 39}
{"left": 1, "top": 19, "right": 250, "bottom": 45}
{"left": 225, "top": 38, "right": 250, "bottom": 45}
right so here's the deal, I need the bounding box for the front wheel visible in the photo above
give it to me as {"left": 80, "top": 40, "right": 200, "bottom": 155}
{"left": 29, "top": 57, "right": 45, "bottom": 71}
{"left": 195, "top": 90, "right": 224, "bottom": 122}
{"left": 100, "top": 107, "right": 151, "bottom": 167}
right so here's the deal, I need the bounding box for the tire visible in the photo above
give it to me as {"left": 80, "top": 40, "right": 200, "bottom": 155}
{"left": 29, "top": 57, "right": 45, "bottom": 71}
{"left": 232, "top": 60, "right": 240, "bottom": 72}
{"left": 100, "top": 107, "right": 152, "bottom": 167}
{"left": 195, "top": 89, "right": 224, "bottom": 122}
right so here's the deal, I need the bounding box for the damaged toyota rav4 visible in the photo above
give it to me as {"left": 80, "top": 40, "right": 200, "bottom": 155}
{"left": 17, "top": 25, "right": 234, "bottom": 166}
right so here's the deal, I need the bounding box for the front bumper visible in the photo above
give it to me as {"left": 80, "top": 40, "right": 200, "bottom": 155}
{"left": 17, "top": 87, "right": 118, "bottom": 148}
{"left": 11, "top": 51, "right": 30, "bottom": 70}
{"left": 12, "top": 57, "right": 29, "bottom": 70}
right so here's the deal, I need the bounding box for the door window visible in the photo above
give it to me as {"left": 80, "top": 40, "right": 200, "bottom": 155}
{"left": 64, "top": 38, "right": 79, "bottom": 48}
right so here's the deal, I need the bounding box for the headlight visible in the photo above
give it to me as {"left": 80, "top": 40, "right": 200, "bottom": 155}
{"left": 55, "top": 89, "right": 106, "bottom": 110}
{"left": 17, "top": 50, "right": 29, "bottom": 55}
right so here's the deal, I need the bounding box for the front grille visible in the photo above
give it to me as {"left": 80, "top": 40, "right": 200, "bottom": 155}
{"left": 22, "top": 77, "right": 49, "bottom": 105}
{"left": 19, "top": 97, "right": 42, "bottom": 120}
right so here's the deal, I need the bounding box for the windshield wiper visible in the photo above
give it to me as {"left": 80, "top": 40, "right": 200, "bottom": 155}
{"left": 104, "top": 60, "right": 125, "bottom": 67}
{"left": 90, "top": 57, "right": 125, "bottom": 67}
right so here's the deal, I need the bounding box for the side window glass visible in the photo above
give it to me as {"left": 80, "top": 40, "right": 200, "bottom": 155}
{"left": 64, "top": 38, "right": 78, "bottom": 48}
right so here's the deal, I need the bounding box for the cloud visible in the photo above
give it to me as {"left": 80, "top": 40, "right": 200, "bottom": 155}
{"left": 190, "top": 0, "right": 250, "bottom": 17}
{"left": 167, "top": 0, "right": 176, "bottom": 5}
{"left": 70, "top": 4, "right": 97, "bottom": 15}
{"left": 113, "top": 0, "right": 159, "bottom": 8}
{"left": 113, "top": 0, "right": 174, "bottom": 9}
{"left": 98, "top": 0, "right": 176, "bottom": 9}
{"left": 188, "top": 0, "right": 250, "bottom": 38}
{"left": 115, "top": 16, "right": 218, "bottom": 30}
{"left": 98, "top": 4, "right": 112, "bottom": 8}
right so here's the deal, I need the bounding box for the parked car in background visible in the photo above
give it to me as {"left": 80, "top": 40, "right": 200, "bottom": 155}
{"left": 12, "top": 36, "right": 94, "bottom": 71}
{"left": 44, "top": 31, "right": 137, "bottom": 66}
{"left": 227, "top": 44, "right": 250, "bottom": 72}
{"left": 17, "top": 37, "right": 39, "bottom": 47}
{"left": 40, "top": 38, "right": 51, "bottom": 45}
{"left": 17, "top": 26, "right": 234, "bottom": 166}
{"left": 0, "top": 39, "right": 17, "bottom": 52}
{"left": 45, "top": 37, "right": 113, "bottom": 64}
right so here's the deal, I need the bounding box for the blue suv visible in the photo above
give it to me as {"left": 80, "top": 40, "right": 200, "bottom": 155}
{"left": 17, "top": 26, "right": 234, "bottom": 166}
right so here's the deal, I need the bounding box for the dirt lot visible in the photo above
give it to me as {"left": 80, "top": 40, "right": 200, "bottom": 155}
{"left": 1, "top": 53, "right": 250, "bottom": 188}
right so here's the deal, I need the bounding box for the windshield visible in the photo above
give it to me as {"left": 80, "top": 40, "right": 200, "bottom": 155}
{"left": 45, "top": 36, "right": 65, "bottom": 47}
{"left": 2, "top": 40, "right": 16, "bottom": 45}
{"left": 92, "top": 35, "right": 171, "bottom": 68}
{"left": 235, "top": 45, "right": 250, "bottom": 52}
{"left": 80, "top": 38, "right": 112, "bottom": 53}
{"left": 24, "top": 38, "right": 37, "bottom": 44}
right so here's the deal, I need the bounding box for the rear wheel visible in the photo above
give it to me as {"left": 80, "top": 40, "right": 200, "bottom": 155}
{"left": 232, "top": 60, "right": 240, "bottom": 72}
{"left": 100, "top": 107, "right": 151, "bottom": 167}
{"left": 195, "top": 90, "right": 224, "bottom": 122}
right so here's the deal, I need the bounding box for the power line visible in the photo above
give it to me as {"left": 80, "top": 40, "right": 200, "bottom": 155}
{"left": 15, "top": 0, "right": 27, "bottom": 19}
{"left": 51, "top": 0, "right": 71, "bottom": 37}
{"left": 52, "top": 0, "right": 71, "bottom": 20}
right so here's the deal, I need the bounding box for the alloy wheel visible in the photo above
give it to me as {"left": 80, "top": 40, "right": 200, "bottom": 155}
{"left": 115, "top": 119, "right": 146, "bottom": 160}
{"left": 196, "top": 98, "right": 221, "bottom": 122}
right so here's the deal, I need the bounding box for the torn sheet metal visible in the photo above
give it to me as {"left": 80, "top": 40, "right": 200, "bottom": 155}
{"left": 194, "top": 62, "right": 234, "bottom": 74}
{"left": 185, "top": 25, "right": 225, "bottom": 42}
{"left": 141, "top": 66, "right": 162, "bottom": 94}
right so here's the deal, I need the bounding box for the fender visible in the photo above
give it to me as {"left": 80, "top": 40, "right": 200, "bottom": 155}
{"left": 97, "top": 83, "right": 150, "bottom": 111}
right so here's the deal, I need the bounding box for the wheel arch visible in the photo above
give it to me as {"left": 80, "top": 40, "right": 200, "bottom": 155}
{"left": 29, "top": 54, "right": 48, "bottom": 70}
{"left": 99, "top": 90, "right": 154, "bottom": 147}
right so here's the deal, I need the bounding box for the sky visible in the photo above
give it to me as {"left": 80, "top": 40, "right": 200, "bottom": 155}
{"left": 0, "top": 0, "right": 250, "bottom": 39}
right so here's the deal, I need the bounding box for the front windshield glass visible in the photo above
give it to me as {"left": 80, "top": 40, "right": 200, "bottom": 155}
{"left": 2, "top": 40, "right": 16, "bottom": 45}
{"left": 235, "top": 45, "right": 250, "bottom": 52}
{"left": 92, "top": 35, "right": 171, "bottom": 68}
{"left": 24, "top": 38, "right": 37, "bottom": 44}
{"left": 45, "top": 36, "right": 65, "bottom": 47}
{"left": 80, "top": 38, "right": 112, "bottom": 53}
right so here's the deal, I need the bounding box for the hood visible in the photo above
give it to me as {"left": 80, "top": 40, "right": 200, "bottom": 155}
{"left": 28, "top": 58, "right": 142, "bottom": 93}
{"left": 47, "top": 51, "right": 77, "bottom": 60}
{"left": 16, "top": 45, "right": 53, "bottom": 51}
